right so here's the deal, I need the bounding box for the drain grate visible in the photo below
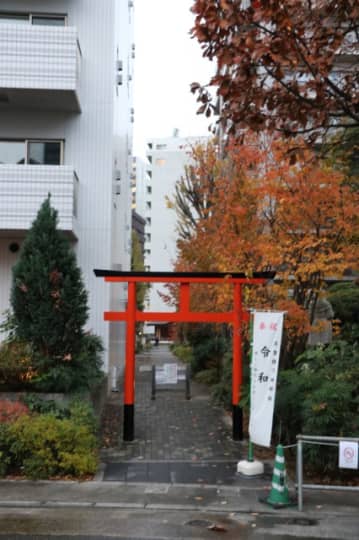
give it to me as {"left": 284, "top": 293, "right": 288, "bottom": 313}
{"left": 186, "top": 519, "right": 213, "bottom": 527}
{"left": 291, "top": 518, "right": 318, "bottom": 526}
{"left": 260, "top": 516, "right": 318, "bottom": 527}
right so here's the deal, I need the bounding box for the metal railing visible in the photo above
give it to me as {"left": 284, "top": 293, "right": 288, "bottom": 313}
{"left": 296, "top": 434, "right": 359, "bottom": 511}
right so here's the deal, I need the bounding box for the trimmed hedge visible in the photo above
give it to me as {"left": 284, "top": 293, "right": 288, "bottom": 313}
{"left": 1, "top": 413, "right": 98, "bottom": 479}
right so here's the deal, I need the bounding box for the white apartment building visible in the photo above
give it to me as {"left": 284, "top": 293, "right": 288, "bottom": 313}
{"left": 0, "top": 0, "right": 134, "bottom": 377}
{"left": 131, "top": 156, "right": 146, "bottom": 215}
{"left": 143, "top": 134, "right": 208, "bottom": 321}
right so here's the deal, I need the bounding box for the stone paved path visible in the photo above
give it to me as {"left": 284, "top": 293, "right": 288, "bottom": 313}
{"left": 101, "top": 345, "right": 243, "bottom": 463}
{"left": 100, "top": 345, "right": 273, "bottom": 484}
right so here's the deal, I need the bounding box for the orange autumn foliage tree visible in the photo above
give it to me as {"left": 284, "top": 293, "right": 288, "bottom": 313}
{"left": 171, "top": 138, "right": 358, "bottom": 365}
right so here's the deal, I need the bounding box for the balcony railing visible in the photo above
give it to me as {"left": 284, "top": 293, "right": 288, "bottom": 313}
{"left": 0, "top": 165, "right": 78, "bottom": 238}
{"left": 0, "top": 24, "right": 81, "bottom": 112}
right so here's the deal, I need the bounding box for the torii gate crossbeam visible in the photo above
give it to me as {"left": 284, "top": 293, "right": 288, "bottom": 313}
{"left": 94, "top": 270, "right": 275, "bottom": 442}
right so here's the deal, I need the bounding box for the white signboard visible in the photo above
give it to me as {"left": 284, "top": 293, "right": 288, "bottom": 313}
{"left": 339, "top": 441, "right": 358, "bottom": 469}
{"left": 156, "top": 363, "right": 178, "bottom": 385}
{"left": 249, "top": 311, "right": 285, "bottom": 448}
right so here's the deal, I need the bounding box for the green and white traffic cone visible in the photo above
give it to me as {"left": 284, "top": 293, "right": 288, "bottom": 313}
{"left": 265, "top": 444, "right": 292, "bottom": 507}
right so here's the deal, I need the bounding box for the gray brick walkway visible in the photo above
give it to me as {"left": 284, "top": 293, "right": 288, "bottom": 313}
{"left": 101, "top": 344, "right": 242, "bottom": 462}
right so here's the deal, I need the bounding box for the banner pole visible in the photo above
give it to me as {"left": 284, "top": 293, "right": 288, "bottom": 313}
{"left": 237, "top": 309, "right": 264, "bottom": 476}
{"left": 248, "top": 311, "right": 254, "bottom": 462}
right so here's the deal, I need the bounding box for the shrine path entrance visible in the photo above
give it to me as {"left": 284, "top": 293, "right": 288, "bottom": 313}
{"left": 100, "top": 344, "right": 273, "bottom": 485}
{"left": 94, "top": 269, "right": 275, "bottom": 442}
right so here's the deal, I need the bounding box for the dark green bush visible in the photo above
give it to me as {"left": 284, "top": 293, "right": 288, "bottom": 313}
{"left": 327, "top": 282, "right": 359, "bottom": 322}
{"left": 171, "top": 343, "right": 193, "bottom": 364}
{"left": 67, "top": 398, "right": 98, "bottom": 434}
{"left": 27, "top": 333, "right": 104, "bottom": 393}
{"left": 21, "top": 394, "right": 98, "bottom": 432}
{"left": 211, "top": 351, "right": 233, "bottom": 410}
{"left": 274, "top": 340, "right": 359, "bottom": 472}
{"left": 21, "top": 393, "right": 67, "bottom": 417}
{"left": 185, "top": 324, "right": 228, "bottom": 375}
{"left": 327, "top": 282, "right": 359, "bottom": 343}
{"left": 0, "top": 424, "right": 11, "bottom": 476}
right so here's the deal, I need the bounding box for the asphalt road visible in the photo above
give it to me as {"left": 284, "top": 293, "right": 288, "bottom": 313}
{"left": 0, "top": 507, "right": 357, "bottom": 539}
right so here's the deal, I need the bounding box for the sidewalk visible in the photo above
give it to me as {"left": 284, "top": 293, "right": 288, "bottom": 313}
{"left": 0, "top": 478, "right": 358, "bottom": 517}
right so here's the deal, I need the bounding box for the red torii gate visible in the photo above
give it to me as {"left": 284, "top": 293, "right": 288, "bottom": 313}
{"left": 94, "top": 270, "right": 275, "bottom": 441}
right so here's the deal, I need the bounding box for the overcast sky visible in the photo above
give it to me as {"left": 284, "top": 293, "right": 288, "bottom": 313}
{"left": 133, "top": 0, "right": 214, "bottom": 158}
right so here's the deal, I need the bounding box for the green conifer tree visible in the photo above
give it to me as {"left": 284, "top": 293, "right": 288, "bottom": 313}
{"left": 10, "top": 197, "right": 103, "bottom": 392}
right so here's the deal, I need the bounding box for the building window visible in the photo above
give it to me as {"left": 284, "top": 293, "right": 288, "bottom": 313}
{"left": 145, "top": 249, "right": 151, "bottom": 255}
{"left": 28, "top": 141, "right": 62, "bottom": 165}
{"left": 146, "top": 217, "right": 151, "bottom": 225}
{"left": 0, "top": 141, "right": 25, "bottom": 164}
{"left": 0, "top": 140, "right": 63, "bottom": 165}
{"left": 146, "top": 186, "right": 152, "bottom": 194}
{"left": 31, "top": 15, "right": 66, "bottom": 26}
{"left": 155, "top": 158, "right": 166, "bottom": 166}
{"left": 0, "top": 13, "right": 66, "bottom": 26}
{"left": 156, "top": 143, "right": 167, "bottom": 150}
{"left": 146, "top": 201, "right": 152, "bottom": 210}
{"left": 146, "top": 233, "right": 151, "bottom": 242}
{"left": 0, "top": 14, "right": 28, "bottom": 24}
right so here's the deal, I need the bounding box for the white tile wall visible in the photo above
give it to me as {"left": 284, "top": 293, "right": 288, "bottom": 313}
{"left": 0, "top": 24, "right": 79, "bottom": 91}
{"left": 0, "top": 165, "right": 77, "bottom": 235}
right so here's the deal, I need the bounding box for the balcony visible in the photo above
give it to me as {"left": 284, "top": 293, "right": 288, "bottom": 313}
{"left": 0, "top": 24, "right": 81, "bottom": 112}
{"left": 0, "top": 165, "right": 79, "bottom": 239}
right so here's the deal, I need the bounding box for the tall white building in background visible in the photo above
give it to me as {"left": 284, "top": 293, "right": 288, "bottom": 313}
{"left": 142, "top": 134, "right": 208, "bottom": 320}
{"left": 0, "top": 1, "right": 134, "bottom": 378}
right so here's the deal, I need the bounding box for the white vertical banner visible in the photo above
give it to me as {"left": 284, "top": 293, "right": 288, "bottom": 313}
{"left": 249, "top": 311, "right": 285, "bottom": 448}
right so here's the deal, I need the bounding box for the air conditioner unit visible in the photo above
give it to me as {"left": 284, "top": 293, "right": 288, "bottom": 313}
{"left": 129, "top": 1, "right": 134, "bottom": 8}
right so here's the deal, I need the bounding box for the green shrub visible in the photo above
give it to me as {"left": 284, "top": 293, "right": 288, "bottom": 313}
{"left": 67, "top": 398, "right": 98, "bottom": 434}
{"left": 21, "top": 393, "right": 66, "bottom": 418}
{"left": 0, "top": 424, "right": 11, "bottom": 476}
{"left": 327, "top": 282, "right": 359, "bottom": 343}
{"left": 171, "top": 343, "right": 193, "bottom": 364}
{"left": 327, "top": 282, "right": 359, "bottom": 323}
{"left": 29, "top": 333, "right": 104, "bottom": 393}
{"left": 194, "top": 368, "right": 220, "bottom": 386}
{"left": 211, "top": 351, "right": 233, "bottom": 410}
{"left": 183, "top": 324, "right": 228, "bottom": 376}
{"left": 0, "top": 339, "right": 35, "bottom": 390}
{"left": 21, "top": 394, "right": 98, "bottom": 432}
{"left": 274, "top": 340, "right": 359, "bottom": 473}
{"left": 7, "top": 414, "right": 98, "bottom": 479}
